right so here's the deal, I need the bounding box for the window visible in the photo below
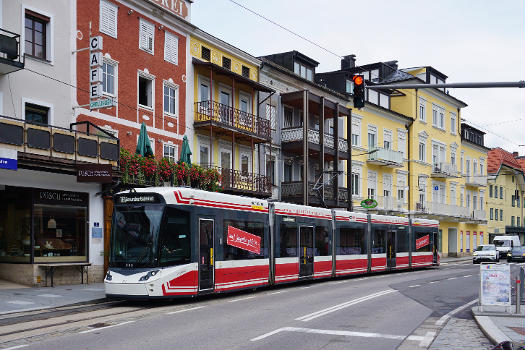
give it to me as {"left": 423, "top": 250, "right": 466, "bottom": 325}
{"left": 465, "top": 159, "right": 470, "bottom": 177}
{"left": 223, "top": 219, "right": 265, "bottom": 260}
{"left": 500, "top": 209, "right": 503, "bottom": 221}
{"left": 201, "top": 46, "right": 211, "bottom": 61}
{"left": 159, "top": 207, "right": 191, "bottom": 266}
{"left": 199, "top": 79, "right": 210, "bottom": 101}
{"left": 338, "top": 227, "right": 366, "bottom": 255}
{"left": 25, "top": 103, "right": 49, "bottom": 125}
{"left": 239, "top": 93, "right": 251, "bottom": 113}
{"left": 102, "top": 60, "right": 116, "bottom": 95}
{"left": 418, "top": 142, "right": 426, "bottom": 162}
{"left": 222, "top": 56, "right": 231, "bottom": 70}
{"left": 512, "top": 195, "right": 516, "bottom": 207}
{"left": 450, "top": 113, "right": 456, "bottom": 134}
{"left": 25, "top": 10, "right": 49, "bottom": 60}
{"left": 489, "top": 185, "right": 493, "bottom": 198}
{"left": 306, "top": 68, "right": 313, "bottom": 81}
{"left": 370, "top": 69, "right": 379, "bottom": 82}
{"left": 451, "top": 150, "right": 456, "bottom": 167}
{"left": 518, "top": 217, "right": 521, "bottom": 227}
{"left": 368, "top": 89, "right": 379, "bottom": 105}
{"left": 241, "top": 155, "right": 249, "bottom": 175}
{"left": 139, "top": 19, "right": 154, "bottom": 54}
{"left": 284, "top": 162, "right": 292, "bottom": 182}
{"left": 495, "top": 209, "right": 499, "bottom": 221}
{"left": 383, "top": 129, "right": 392, "bottom": 150}
{"left": 164, "top": 31, "right": 178, "bottom": 65}
{"left": 367, "top": 171, "right": 377, "bottom": 200}
{"left": 241, "top": 66, "right": 250, "bottom": 78}
{"left": 460, "top": 152, "right": 464, "bottom": 174}
{"left": 99, "top": 0, "right": 117, "bottom": 38}
{"left": 367, "top": 125, "right": 377, "bottom": 150}
{"left": 372, "top": 229, "right": 386, "bottom": 253}
{"left": 163, "top": 143, "right": 177, "bottom": 162}
{"left": 351, "top": 117, "right": 361, "bottom": 147}
{"left": 346, "top": 80, "right": 353, "bottom": 94}
{"left": 490, "top": 208, "right": 493, "bottom": 220}
{"left": 279, "top": 222, "right": 297, "bottom": 258}
{"left": 284, "top": 107, "right": 293, "bottom": 128}
{"left": 379, "top": 93, "right": 389, "bottom": 109}
{"left": 351, "top": 172, "right": 360, "bottom": 196}
{"left": 138, "top": 75, "right": 153, "bottom": 108}
{"left": 163, "top": 83, "right": 178, "bottom": 116}
{"left": 500, "top": 186, "right": 503, "bottom": 199}
{"left": 511, "top": 216, "right": 515, "bottom": 226}
{"left": 265, "top": 104, "right": 276, "bottom": 130}
{"left": 439, "top": 110, "right": 445, "bottom": 129}
{"left": 432, "top": 108, "right": 438, "bottom": 126}
{"left": 419, "top": 99, "right": 426, "bottom": 121}
{"left": 450, "top": 184, "right": 457, "bottom": 206}
{"left": 293, "top": 61, "right": 313, "bottom": 81}
{"left": 315, "top": 223, "right": 331, "bottom": 256}
{"left": 266, "top": 156, "right": 275, "bottom": 185}
{"left": 199, "top": 144, "right": 209, "bottom": 166}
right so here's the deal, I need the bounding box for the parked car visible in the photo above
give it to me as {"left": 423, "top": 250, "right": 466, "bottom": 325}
{"left": 506, "top": 246, "right": 525, "bottom": 263}
{"left": 493, "top": 235, "right": 521, "bottom": 258}
{"left": 473, "top": 244, "right": 499, "bottom": 264}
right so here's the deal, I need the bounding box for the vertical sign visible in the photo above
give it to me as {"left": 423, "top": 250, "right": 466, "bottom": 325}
{"left": 89, "top": 36, "right": 103, "bottom": 108}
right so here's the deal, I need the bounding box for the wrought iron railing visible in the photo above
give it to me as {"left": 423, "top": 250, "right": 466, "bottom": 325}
{"left": 202, "top": 165, "right": 272, "bottom": 197}
{"left": 281, "top": 127, "right": 348, "bottom": 152}
{"left": 195, "top": 100, "right": 270, "bottom": 140}
{"left": 281, "top": 181, "right": 349, "bottom": 204}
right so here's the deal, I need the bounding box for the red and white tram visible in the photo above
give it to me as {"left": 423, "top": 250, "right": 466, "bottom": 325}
{"left": 105, "top": 187, "right": 439, "bottom": 298}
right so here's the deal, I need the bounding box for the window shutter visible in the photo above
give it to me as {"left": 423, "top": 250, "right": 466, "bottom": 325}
{"left": 140, "top": 20, "right": 154, "bottom": 53}
{"left": 164, "top": 31, "right": 178, "bottom": 65}
{"left": 100, "top": 0, "right": 117, "bottom": 38}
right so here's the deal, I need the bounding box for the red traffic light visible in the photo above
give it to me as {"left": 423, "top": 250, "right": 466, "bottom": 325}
{"left": 353, "top": 75, "right": 364, "bottom": 85}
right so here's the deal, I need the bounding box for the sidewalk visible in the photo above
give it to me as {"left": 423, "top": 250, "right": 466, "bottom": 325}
{"left": 0, "top": 282, "right": 106, "bottom": 315}
{"left": 473, "top": 306, "right": 525, "bottom": 348}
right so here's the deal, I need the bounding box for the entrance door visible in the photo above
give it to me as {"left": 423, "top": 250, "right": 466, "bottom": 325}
{"left": 448, "top": 228, "right": 458, "bottom": 257}
{"left": 199, "top": 219, "right": 214, "bottom": 291}
{"left": 299, "top": 226, "right": 314, "bottom": 278}
{"left": 386, "top": 230, "right": 396, "bottom": 268}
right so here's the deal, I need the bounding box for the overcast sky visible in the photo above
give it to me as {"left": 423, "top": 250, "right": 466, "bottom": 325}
{"left": 192, "top": 0, "right": 525, "bottom": 153}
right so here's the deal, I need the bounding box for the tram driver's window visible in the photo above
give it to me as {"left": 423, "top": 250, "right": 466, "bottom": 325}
{"left": 338, "top": 227, "right": 366, "bottom": 255}
{"left": 160, "top": 207, "right": 191, "bottom": 266}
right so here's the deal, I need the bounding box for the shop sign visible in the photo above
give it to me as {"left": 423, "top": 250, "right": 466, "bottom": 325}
{"left": 480, "top": 264, "right": 511, "bottom": 306}
{"left": 34, "top": 189, "right": 89, "bottom": 206}
{"left": 77, "top": 164, "right": 113, "bottom": 183}
{"left": 227, "top": 226, "right": 261, "bottom": 254}
{"left": 416, "top": 234, "right": 430, "bottom": 250}
{"left": 146, "top": 0, "right": 189, "bottom": 20}
{"left": 360, "top": 198, "right": 378, "bottom": 209}
{"left": 0, "top": 148, "right": 17, "bottom": 170}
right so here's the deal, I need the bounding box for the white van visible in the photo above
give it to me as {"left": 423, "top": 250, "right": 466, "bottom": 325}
{"left": 492, "top": 235, "right": 521, "bottom": 258}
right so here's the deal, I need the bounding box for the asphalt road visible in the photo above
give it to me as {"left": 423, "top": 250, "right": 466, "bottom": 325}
{"left": 2, "top": 261, "right": 523, "bottom": 350}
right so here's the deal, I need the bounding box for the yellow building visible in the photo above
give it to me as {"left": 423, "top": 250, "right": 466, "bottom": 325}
{"left": 486, "top": 148, "right": 525, "bottom": 244}
{"left": 189, "top": 29, "right": 274, "bottom": 197}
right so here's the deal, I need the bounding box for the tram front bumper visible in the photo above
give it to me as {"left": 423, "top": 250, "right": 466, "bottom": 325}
{"left": 105, "top": 282, "right": 149, "bottom": 297}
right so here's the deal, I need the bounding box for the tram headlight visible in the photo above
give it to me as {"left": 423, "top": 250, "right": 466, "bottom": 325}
{"left": 139, "top": 270, "right": 160, "bottom": 281}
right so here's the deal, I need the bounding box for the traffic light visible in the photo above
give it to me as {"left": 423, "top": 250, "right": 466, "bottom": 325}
{"left": 352, "top": 75, "right": 365, "bottom": 109}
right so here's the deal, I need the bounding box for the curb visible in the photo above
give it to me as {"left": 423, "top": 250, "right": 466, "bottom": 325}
{"left": 473, "top": 314, "right": 512, "bottom": 345}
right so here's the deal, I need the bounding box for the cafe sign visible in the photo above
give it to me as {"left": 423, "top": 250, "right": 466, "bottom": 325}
{"left": 360, "top": 198, "right": 378, "bottom": 209}
{"left": 77, "top": 164, "right": 113, "bottom": 183}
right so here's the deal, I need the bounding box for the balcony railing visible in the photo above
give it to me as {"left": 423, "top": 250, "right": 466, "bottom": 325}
{"left": 465, "top": 175, "right": 487, "bottom": 187}
{"left": 373, "top": 195, "right": 406, "bottom": 212}
{"left": 367, "top": 147, "right": 404, "bottom": 167}
{"left": 431, "top": 162, "right": 458, "bottom": 178}
{"left": 202, "top": 165, "right": 272, "bottom": 197}
{"left": 195, "top": 100, "right": 270, "bottom": 140}
{"left": 281, "top": 181, "right": 348, "bottom": 204}
{"left": 0, "top": 115, "right": 119, "bottom": 167}
{"left": 281, "top": 127, "right": 349, "bottom": 152}
{"left": 416, "top": 201, "right": 471, "bottom": 218}
{"left": 0, "top": 28, "right": 24, "bottom": 74}
{"left": 472, "top": 209, "right": 487, "bottom": 221}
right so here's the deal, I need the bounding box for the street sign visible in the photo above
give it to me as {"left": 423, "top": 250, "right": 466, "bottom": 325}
{"left": 0, "top": 148, "right": 17, "bottom": 170}
{"left": 90, "top": 98, "right": 114, "bottom": 109}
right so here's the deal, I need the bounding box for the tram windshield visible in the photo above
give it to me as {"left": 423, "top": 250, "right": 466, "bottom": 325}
{"left": 110, "top": 204, "right": 164, "bottom": 267}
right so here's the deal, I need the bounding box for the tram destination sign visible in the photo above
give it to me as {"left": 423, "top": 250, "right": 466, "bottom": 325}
{"left": 227, "top": 226, "right": 261, "bottom": 254}
{"left": 115, "top": 193, "right": 164, "bottom": 204}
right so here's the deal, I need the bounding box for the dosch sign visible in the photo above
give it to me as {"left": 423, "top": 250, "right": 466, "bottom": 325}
{"left": 146, "top": 0, "right": 189, "bottom": 20}
{"left": 227, "top": 226, "right": 261, "bottom": 255}
{"left": 416, "top": 234, "right": 430, "bottom": 250}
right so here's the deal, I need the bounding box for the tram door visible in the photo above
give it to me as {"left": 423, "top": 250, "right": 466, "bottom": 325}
{"left": 199, "top": 219, "right": 214, "bottom": 291}
{"left": 386, "top": 231, "right": 396, "bottom": 269}
{"left": 299, "top": 226, "right": 314, "bottom": 278}
{"left": 432, "top": 231, "right": 439, "bottom": 264}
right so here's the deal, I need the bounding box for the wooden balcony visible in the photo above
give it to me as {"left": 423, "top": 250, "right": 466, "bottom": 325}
{"left": 194, "top": 101, "right": 270, "bottom": 142}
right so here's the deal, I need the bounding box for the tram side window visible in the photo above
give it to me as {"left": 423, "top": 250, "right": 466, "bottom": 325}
{"left": 315, "top": 223, "right": 331, "bottom": 256}
{"left": 338, "top": 227, "right": 366, "bottom": 255}
{"left": 372, "top": 229, "right": 386, "bottom": 254}
{"left": 223, "top": 219, "right": 265, "bottom": 260}
{"left": 159, "top": 207, "right": 191, "bottom": 266}
{"left": 397, "top": 229, "right": 409, "bottom": 252}
{"left": 279, "top": 222, "right": 297, "bottom": 257}
{"left": 414, "top": 230, "right": 432, "bottom": 252}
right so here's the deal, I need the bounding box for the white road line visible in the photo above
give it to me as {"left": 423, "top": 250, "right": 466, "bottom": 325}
{"left": 435, "top": 299, "right": 479, "bottom": 326}
{"left": 408, "top": 284, "right": 421, "bottom": 288}
{"left": 228, "top": 296, "right": 256, "bottom": 303}
{"left": 166, "top": 306, "right": 206, "bottom": 315}
{"left": 429, "top": 281, "right": 438, "bottom": 284}
{"left": 36, "top": 294, "right": 61, "bottom": 298}
{"left": 463, "top": 275, "right": 472, "bottom": 277}
{"left": 419, "top": 331, "right": 437, "bottom": 347}
{"left": 447, "top": 277, "right": 457, "bottom": 280}
{"left": 6, "top": 301, "right": 34, "bottom": 305}
{"left": 250, "top": 326, "right": 425, "bottom": 342}
{"left": 295, "top": 289, "right": 396, "bottom": 322}
{"left": 331, "top": 280, "right": 350, "bottom": 284}
{"left": 79, "top": 321, "right": 135, "bottom": 334}
{"left": 268, "top": 291, "right": 285, "bottom": 295}
{"left": 2, "top": 345, "right": 29, "bottom": 350}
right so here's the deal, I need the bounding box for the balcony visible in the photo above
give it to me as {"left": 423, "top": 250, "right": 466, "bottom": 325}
{"left": 281, "top": 181, "right": 348, "bottom": 207}
{"left": 367, "top": 147, "right": 404, "bottom": 167}
{"left": 415, "top": 201, "right": 470, "bottom": 219}
{"left": 204, "top": 166, "right": 272, "bottom": 198}
{"left": 0, "top": 29, "right": 24, "bottom": 74}
{"left": 465, "top": 175, "right": 487, "bottom": 187}
{"left": 281, "top": 127, "right": 349, "bottom": 153}
{"left": 374, "top": 195, "right": 406, "bottom": 212}
{"left": 431, "top": 162, "right": 458, "bottom": 178}
{"left": 195, "top": 101, "right": 270, "bottom": 141}
{"left": 0, "top": 116, "right": 119, "bottom": 171}
{"left": 472, "top": 209, "right": 486, "bottom": 221}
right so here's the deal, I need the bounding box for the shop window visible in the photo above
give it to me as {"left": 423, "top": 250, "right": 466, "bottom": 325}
{"left": 223, "top": 219, "right": 265, "bottom": 260}
{"left": 25, "top": 10, "right": 49, "bottom": 60}
{"left": 25, "top": 103, "right": 49, "bottom": 125}
{"left": 338, "top": 227, "right": 366, "bottom": 254}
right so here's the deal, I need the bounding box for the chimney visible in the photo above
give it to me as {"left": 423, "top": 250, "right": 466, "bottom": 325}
{"left": 513, "top": 151, "right": 519, "bottom": 158}
{"left": 341, "top": 55, "right": 356, "bottom": 70}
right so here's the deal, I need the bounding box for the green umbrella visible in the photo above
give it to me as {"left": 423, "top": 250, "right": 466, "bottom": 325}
{"left": 136, "top": 122, "right": 153, "bottom": 157}
{"left": 179, "top": 135, "right": 192, "bottom": 165}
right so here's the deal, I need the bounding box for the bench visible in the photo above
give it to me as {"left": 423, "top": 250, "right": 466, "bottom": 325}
{"left": 38, "top": 262, "right": 91, "bottom": 287}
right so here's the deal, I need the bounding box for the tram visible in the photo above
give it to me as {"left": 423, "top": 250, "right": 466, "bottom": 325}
{"left": 105, "top": 187, "right": 439, "bottom": 298}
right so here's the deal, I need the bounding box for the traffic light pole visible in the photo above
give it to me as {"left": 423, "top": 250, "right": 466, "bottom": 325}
{"left": 366, "top": 81, "right": 525, "bottom": 90}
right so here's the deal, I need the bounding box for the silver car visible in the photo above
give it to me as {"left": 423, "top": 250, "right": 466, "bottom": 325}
{"left": 473, "top": 244, "right": 499, "bottom": 264}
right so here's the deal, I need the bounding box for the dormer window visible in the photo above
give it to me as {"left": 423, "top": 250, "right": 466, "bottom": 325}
{"left": 370, "top": 69, "right": 379, "bottom": 82}
{"left": 346, "top": 79, "right": 353, "bottom": 94}
{"left": 293, "top": 61, "right": 313, "bottom": 81}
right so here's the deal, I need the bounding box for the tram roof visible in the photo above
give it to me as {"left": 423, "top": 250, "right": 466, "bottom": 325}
{"left": 411, "top": 217, "right": 439, "bottom": 228}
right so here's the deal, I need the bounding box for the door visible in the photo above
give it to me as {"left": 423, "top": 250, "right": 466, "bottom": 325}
{"left": 299, "top": 226, "right": 314, "bottom": 278}
{"left": 448, "top": 228, "right": 458, "bottom": 257}
{"left": 199, "top": 219, "right": 214, "bottom": 291}
{"left": 386, "top": 230, "right": 396, "bottom": 268}
{"left": 219, "top": 90, "right": 231, "bottom": 123}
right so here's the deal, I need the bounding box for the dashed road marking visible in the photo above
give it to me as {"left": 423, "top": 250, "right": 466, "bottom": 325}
{"left": 37, "top": 294, "right": 61, "bottom": 298}
{"left": 408, "top": 284, "right": 421, "bottom": 288}
{"left": 463, "top": 275, "right": 472, "bottom": 277}
{"left": 166, "top": 306, "right": 206, "bottom": 315}
{"left": 228, "top": 296, "right": 256, "bottom": 303}
{"left": 6, "top": 301, "right": 34, "bottom": 305}
{"left": 2, "top": 345, "right": 28, "bottom": 350}
{"left": 79, "top": 320, "right": 135, "bottom": 334}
